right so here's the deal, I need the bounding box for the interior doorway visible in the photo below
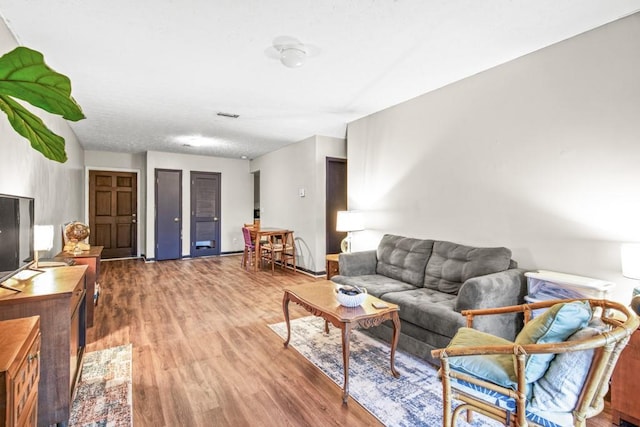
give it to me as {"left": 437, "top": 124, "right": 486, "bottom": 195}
{"left": 88, "top": 170, "right": 138, "bottom": 259}
{"left": 325, "top": 157, "right": 347, "bottom": 255}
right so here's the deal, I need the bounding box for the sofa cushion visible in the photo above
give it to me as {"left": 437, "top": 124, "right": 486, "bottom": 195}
{"left": 381, "top": 288, "right": 464, "bottom": 338}
{"left": 331, "top": 274, "right": 417, "bottom": 298}
{"left": 424, "top": 241, "right": 512, "bottom": 294}
{"left": 376, "top": 235, "right": 434, "bottom": 287}
{"left": 515, "top": 301, "right": 592, "bottom": 384}
{"left": 447, "top": 327, "right": 517, "bottom": 388}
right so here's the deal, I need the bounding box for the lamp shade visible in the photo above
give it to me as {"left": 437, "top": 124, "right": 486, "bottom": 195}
{"left": 34, "top": 224, "right": 54, "bottom": 251}
{"left": 336, "top": 211, "right": 364, "bottom": 232}
{"left": 621, "top": 243, "right": 640, "bottom": 280}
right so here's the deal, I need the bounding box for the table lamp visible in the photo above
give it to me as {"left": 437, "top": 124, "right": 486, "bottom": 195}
{"left": 33, "top": 224, "right": 54, "bottom": 269}
{"left": 336, "top": 211, "right": 364, "bottom": 253}
{"left": 621, "top": 243, "right": 640, "bottom": 298}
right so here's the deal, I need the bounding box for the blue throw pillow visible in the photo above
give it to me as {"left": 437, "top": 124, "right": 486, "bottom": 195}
{"left": 515, "top": 301, "right": 592, "bottom": 383}
{"left": 530, "top": 320, "right": 607, "bottom": 412}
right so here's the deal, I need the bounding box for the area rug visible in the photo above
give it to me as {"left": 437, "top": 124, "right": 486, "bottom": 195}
{"left": 269, "top": 316, "right": 500, "bottom": 427}
{"left": 70, "top": 344, "right": 133, "bottom": 427}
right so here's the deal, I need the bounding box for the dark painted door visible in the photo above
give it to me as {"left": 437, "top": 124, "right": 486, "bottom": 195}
{"left": 155, "top": 169, "right": 182, "bottom": 261}
{"left": 326, "top": 157, "right": 347, "bottom": 254}
{"left": 89, "top": 170, "right": 138, "bottom": 259}
{"left": 190, "top": 171, "right": 221, "bottom": 257}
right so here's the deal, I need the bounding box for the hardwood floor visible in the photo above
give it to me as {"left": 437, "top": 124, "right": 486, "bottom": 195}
{"left": 86, "top": 256, "right": 617, "bottom": 427}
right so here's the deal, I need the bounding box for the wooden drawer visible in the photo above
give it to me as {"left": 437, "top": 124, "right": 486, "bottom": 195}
{"left": 11, "top": 332, "right": 40, "bottom": 427}
{"left": 0, "top": 316, "right": 40, "bottom": 427}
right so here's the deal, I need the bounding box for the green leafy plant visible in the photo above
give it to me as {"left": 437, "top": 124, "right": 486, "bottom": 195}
{"left": 0, "top": 46, "right": 85, "bottom": 163}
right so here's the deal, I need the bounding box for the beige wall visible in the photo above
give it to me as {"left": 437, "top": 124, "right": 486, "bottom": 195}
{"left": 347, "top": 13, "right": 640, "bottom": 302}
{"left": 251, "top": 135, "right": 346, "bottom": 273}
{"left": 0, "top": 22, "right": 85, "bottom": 257}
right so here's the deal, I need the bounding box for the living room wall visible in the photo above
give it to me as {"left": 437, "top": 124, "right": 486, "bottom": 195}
{"left": 0, "top": 22, "right": 85, "bottom": 257}
{"left": 250, "top": 135, "right": 346, "bottom": 274}
{"left": 347, "top": 13, "right": 640, "bottom": 302}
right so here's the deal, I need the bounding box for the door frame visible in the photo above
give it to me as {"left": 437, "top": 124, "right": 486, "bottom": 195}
{"left": 85, "top": 166, "right": 142, "bottom": 258}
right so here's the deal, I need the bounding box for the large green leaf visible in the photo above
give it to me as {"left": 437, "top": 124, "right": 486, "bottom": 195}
{"left": 0, "top": 95, "right": 67, "bottom": 162}
{"left": 0, "top": 47, "right": 84, "bottom": 120}
{"left": 0, "top": 46, "right": 85, "bottom": 163}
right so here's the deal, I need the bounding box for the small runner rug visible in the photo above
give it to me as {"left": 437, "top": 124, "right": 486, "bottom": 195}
{"left": 70, "top": 343, "right": 133, "bottom": 427}
{"left": 269, "top": 316, "right": 500, "bottom": 427}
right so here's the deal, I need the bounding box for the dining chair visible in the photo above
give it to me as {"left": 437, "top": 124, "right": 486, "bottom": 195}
{"left": 261, "top": 233, "right": 285, "bottom": 274}
{"left": 280, "top": 230, "right": 296, "bottom": 272}
{"left": 241, "top": 227, "right": 256, "bottom": 270}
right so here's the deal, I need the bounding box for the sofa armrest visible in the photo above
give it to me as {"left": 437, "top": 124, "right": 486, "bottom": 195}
{"left": 338, "top": 250, "right": 377, "bottom": 276}
{"left": 455, "top": 268, "right": 528, "bottom": 340}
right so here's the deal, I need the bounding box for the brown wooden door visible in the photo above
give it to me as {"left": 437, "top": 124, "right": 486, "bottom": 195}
{"left": 89, "top": 170, "right": 137, "bottom": 259}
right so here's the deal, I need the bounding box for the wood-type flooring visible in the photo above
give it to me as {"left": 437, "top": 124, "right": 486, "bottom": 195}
{"left": 86, "top": 256, "right": 617, "bottom": 427}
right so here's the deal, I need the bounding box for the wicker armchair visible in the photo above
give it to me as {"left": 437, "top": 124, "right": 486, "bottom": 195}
{"left": 431, "top": 299, "right": 639, "bottom": 427}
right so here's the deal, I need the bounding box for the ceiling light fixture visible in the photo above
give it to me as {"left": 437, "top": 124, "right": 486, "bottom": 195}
{"left": 272, "top": 36, "right": 308, "bottom": 68}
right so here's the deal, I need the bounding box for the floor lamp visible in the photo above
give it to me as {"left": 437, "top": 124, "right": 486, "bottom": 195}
{"left": 336, "top": 211, "right": 364, "bottom": 253}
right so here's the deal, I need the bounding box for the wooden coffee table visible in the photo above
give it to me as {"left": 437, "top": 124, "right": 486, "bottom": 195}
{"left": 282, "top": 280, "right": 400, "bottom": 403}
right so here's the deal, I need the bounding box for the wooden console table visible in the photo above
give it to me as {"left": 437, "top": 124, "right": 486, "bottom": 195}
{"left": 56, "top": 246, "right": 103, "bottom": 327}
{"left": 0, "top": 316, "right": 40, "bottom": 427}
{"left": 0, "top": 266, "right": 87, "bottom": 426}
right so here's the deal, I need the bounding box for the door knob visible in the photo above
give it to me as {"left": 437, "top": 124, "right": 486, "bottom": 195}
{"left": 174, "top": 218, "right": 179, "bottom": 222}
{"left": 132, "top": 219, "right": 136, "bottom": 223}
{"left": 214, "top": 217, "right": 219, "bottom": 221}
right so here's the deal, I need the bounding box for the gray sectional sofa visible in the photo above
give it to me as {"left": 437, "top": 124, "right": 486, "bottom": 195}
{"left": 331, "top": 234, "right": 527, "bottom": 365}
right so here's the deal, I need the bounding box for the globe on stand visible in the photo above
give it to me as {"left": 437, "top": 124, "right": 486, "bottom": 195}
{"left": 64, "top": 222, "right": 90, "bottom": 254}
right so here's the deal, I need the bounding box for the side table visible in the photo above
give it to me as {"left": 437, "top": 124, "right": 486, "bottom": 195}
{"left": 611, "top": 327, "right": 640, "bottom": 426}
{"left": 56, "top": 246, "right": 103, "bottom": 328}
{"left": 326, "top": 253, "right": 340, "bottom": 279}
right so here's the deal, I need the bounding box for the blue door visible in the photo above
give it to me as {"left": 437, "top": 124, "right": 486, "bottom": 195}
{"left": 190, "top": 171, "right": 221, "bottom": 257}
{"left": 155, "top": 169, "right": 181, "bottom": 260}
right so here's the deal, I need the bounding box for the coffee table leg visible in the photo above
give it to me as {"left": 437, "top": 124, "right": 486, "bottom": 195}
{"left": 390, "top": 312, "right": 400, "bottom": 378}
{"left": 282, "top": 292, "right": 291, "bottom": 348}
{"left": 341, "top": 323, "right": 351, "bottom": 403}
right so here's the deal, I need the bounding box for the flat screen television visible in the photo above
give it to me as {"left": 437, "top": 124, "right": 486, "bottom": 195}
{"left": 0, "top": 193, "right": 34, "bottom": 283}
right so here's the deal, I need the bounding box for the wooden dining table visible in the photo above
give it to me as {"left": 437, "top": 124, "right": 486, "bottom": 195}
{"left": 253, "top": 227, "right": 291, "bottom": 271}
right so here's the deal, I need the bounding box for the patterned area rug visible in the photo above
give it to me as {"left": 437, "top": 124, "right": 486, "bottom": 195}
{"left": 70, "top": 344, "right": 133, "bottom": 427}
{"left": 269, "top": 316, "right": 500, "bottom": 427}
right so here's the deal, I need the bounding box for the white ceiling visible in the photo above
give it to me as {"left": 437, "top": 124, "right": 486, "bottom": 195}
{"left": 0, "top": 1, "right": 638, "bottom": 160}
